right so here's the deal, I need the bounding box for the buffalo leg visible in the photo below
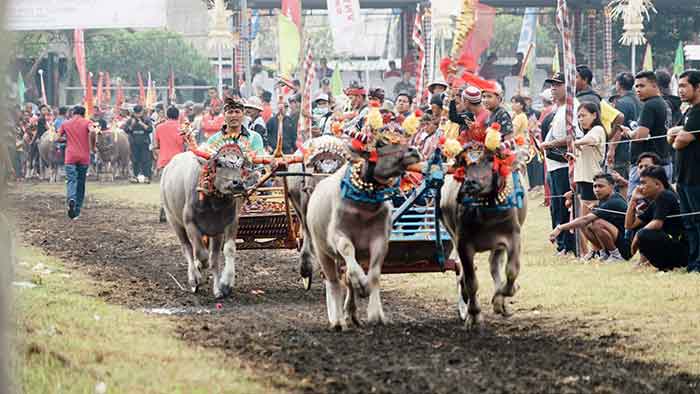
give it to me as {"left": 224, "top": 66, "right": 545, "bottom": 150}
{"left": 172, "top": 224, "right": 196, "bottom": 291}
{"left": 489, "top": 247, "right": 508, "bottom": 316}
{"left": 494, "top": 236, "right": 521, "bottom": 317}
{"left": 335, "top": 235, "right": 369, "bottom": 298}
{"left": 343, "top": 272, "right": 361, "bottom": 328}
{"left": 366, "top": 236, "right": 389, "bottom": 325}
{"left": 209, "top": 235, "right": 225, "bottom": 298}
{"left": 218, "top": 221, "right": 240, "bottom": 298}
{"left": 184, "top": 222, "right": 207, "bottom": 292}
{"left": 319, "top": 252, "right": 343, "bottom": 331}
{"left": 457, "top": 241, "right": 481, "bottom": 330}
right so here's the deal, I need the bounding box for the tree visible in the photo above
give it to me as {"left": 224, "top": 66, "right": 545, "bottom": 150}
{"left": 488, "top": 13, "right": 558, "bottom": 58}
{"left": 85, "top": 30, "right": 213, "bottom": 84}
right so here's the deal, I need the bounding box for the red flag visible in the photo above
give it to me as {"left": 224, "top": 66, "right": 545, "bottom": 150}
{"left": 168, "top": 67, "right": 175, "bottom": 105}
{"left": 463, "top": 3, "right": 496, "bottom": 72}
{"left": 85, "top": 72, "right": 94, "bottom": 118}
{"left": 281, "top": 0, "right": 301, "bottom": 30}
{"left": 95, "top": 72, "right": 104, "bottom": 110}
{"left": 137, "top": 72, "right": 145, "bottom": 106}
{"left": 73, "top": 29, "right": 87, "bottom": 92}
{"left": 114, "top": 78, "right": 124, "bottom": 113}
{"left": 412, "top": 6, "right": 426, "bottom": 104}
{"left": 104, "top": 72, "right": 112, "bottom": 105}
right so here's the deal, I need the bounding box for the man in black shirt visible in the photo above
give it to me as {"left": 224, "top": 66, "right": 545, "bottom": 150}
{"left": 549, "top": 173, "right": 630, "bottom": 261}
{"left": 266, "top": 94, "right": 300, "bottom": 154}
{"left": 625, "top": 166, "right": 687, "bottom": 271}
{"left": 575, "top": 65, "right": 602, "bottom": 107}
{"left": 123, "top": 105, "right": 154, "bottom": 183}
{"left": 608, "top": 72, "right": 642, "bottom": 181}
{"left": 668, "top": 69, "right": 700, "bottom": 272}
{"left": 621, "top": 71, "right": 673, "bottom": 200}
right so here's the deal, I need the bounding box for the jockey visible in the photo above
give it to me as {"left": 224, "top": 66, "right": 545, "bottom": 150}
{"left": 482, "top": 81, "right": 514, "bottom": 140}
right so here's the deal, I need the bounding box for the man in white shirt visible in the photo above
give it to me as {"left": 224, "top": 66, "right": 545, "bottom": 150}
{"left": 540, "top": 72, "right": 583, "bottom": 255}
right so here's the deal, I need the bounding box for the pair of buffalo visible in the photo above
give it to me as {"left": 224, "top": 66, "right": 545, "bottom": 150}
{"left": 160, "top": 134, "right": 526, "bottom": 330}
{"left": 36, "top": 127, "right": 130, "bottom": 182}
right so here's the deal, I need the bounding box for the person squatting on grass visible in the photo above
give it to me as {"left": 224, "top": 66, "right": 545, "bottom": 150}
{"left": 549, "top": 173, "right": 631, "bottom": 262}
{"left": 625, "top": 166, "right": 688, "bottom": 271}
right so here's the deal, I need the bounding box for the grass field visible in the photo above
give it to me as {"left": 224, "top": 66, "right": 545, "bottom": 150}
{"left": 12, "top": 180, "right": 700, "bottom": 391}
{"left": 11, "top": 246, "right": 279, "bottom": 394}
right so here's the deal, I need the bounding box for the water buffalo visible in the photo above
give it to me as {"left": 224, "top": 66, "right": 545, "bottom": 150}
{"left": 160, "top": 143, "right": 259, "bottom": 297}
{"left": 94, "top": 127, "right": 131, "bottom": 181}
{"left": 287, "top": 135, "right": 350, "bottom": 289}
{"left": 440, "top": 142, "right": 528, "bottom": 330}
{"left": 37, "top": 131, "right": 64, "bottom": 182}
{"left": 306, "top": 129, "right": 420, "bottom": 330}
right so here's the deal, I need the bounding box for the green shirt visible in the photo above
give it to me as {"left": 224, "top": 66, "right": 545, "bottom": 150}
{"left": 206, "top": 126, "right": 265, "bottom": 156}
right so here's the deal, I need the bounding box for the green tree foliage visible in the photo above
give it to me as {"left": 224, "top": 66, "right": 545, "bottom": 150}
{"left": 487, "top": 14, "right": 558, "bottom": 58}
{"left": 85, "top": 30, "right": 213, "bottom": 84}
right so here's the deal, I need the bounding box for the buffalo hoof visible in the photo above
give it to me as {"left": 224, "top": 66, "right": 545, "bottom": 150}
{"left": 367, "top": 311, "right": 390, "bottom": 326}
{"left": 348, "top": 274, "right": 370, "bottom": 299}
{"left": 330, "top": 322, "right": 343, "bottom": 332}
{"left": 217, "top": 283, "right": 233, "bottom": 299}
{"left": 492, "top": 295, "right": 512, "bottom": 317}
{"left": 190, "top": 284, "right": 199, "bottom": 294}
{"left": 300, "top": 275, "right": 312, "bottom": 291}
{"left": 465, "top": 314, "right": 482, "bottom": 332}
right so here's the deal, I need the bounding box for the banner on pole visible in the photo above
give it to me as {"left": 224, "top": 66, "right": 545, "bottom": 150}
{"left": 327, "top": 0, "right": 362, "bottom": 54}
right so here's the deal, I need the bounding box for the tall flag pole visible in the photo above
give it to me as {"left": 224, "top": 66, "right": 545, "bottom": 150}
{"left": 96, "top": 71, "right": 104, "bottom": 110}
{"left": 137, "top": 72, "right": 145, "bottom": 106}
{"left": 104, "top": 72, "right": 112, "bottom": 106}
{"left": 38, "top": 69, "right": 48, "bottom": 105}
{"left": 298, "top": 43, "right": 315, "bottom": 149}
{"left": 85, "top": 72, "right": 94, "bottom": 118}
{"left": 114, "top": 77, "right": 124, "bottom": 114}
{"left": 17, "top": 71, "right": 25, "bottom": 105}
{"left": 412, "top": 5, "right": 426, "bottom": 105}
{"left": 556, "top": 0, "right": 579, "bottom": 256}
{"left": 73, "top": 29, "right": 87, "bottom": 95}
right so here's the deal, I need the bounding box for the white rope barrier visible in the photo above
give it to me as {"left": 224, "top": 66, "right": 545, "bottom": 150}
{"left": 591, "top": 206, "right": 700, "bottom": 219}
{"left": 603, "top": 129, "right": 700, "bottom": 146}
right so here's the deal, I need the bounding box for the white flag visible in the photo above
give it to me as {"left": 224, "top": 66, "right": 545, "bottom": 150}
{"left": 327, "top": 0, "right": 362, "bottom": 54}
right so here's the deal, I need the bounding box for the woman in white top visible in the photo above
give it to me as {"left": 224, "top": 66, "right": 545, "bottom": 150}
{"left": 574, "top": 102, "right": 607, "bottom": 258}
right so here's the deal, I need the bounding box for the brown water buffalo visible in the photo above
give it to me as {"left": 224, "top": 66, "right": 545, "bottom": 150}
{"left": 440, "top": 142, "right": 528, "bottom": 330}
{"left": 306, "top": 130, "right": 420, "bottom": 330}
{"left": 94, "top": 127, "right": 131, "bottom": 181}
{"left": 160, "top": 143, "right": 259, "bottom": 297}
{"left": 37, "top": 131, "right": 64, "bottom": 182}
{"left": 287, "top": 135, "right": 350, "bottom": 289}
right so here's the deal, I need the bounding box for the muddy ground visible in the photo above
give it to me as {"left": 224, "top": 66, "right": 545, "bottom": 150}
{"left": 10, "top": 191, "right": 700, "bottom": 394}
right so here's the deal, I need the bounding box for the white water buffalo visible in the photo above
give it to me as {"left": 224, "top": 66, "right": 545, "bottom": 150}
{"left": 440, "top": 142, "right": 528, "bottom": 330}
{"left": 37, "top": 132, "right": 64, "bottom": 182}
{"left": 306, "top": 130, "right": 420, "bottom": 330}
{"left": 94, "top": 127, "right": 131, "bottom": 181}
{"left": 161, "top": 143, "right": 259, "bottom": 297}
{"left": 287, "top": 135, "right": 350, "bottom": 289}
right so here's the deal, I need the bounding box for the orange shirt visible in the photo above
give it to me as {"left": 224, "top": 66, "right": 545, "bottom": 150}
{"left": 155, "top": 119, "right": 185, "bottom": 169}
{"left": 262, "top": 103, "right": 272, "bottom": 123}
{"left": 200, "top": 113, "right": 225, "bottom": 139}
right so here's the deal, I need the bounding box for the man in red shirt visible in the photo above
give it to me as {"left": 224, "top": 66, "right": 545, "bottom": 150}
{"left": 153, "top": 106, "right": 184, "bottom": 170}
{"left": 58, "top": 106, "right": 95, "bottom": 219}
{"left": 153, "top": 106, "right": 185, "bottom": 222}
{"left": 200, "top": 104, "right": 225, "bottom": 140}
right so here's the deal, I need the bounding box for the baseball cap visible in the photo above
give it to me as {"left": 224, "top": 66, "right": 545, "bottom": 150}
{"left": 545, "top": 72, "right": 565, "bottom": 84}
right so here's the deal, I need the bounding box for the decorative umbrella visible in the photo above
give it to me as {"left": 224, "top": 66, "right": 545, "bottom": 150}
{"left": 608, "top": 0, "right": 656, "bottom": 73}
{"left": 208, "top": 0, "right": 236, "bottom": 99}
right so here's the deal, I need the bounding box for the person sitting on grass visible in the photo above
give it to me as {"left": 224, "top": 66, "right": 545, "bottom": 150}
{"left": 625, "top": 166, "right": 688, "bottom": 271}
{"left": 549, "top": 173, "right": 631, "bottom": 261}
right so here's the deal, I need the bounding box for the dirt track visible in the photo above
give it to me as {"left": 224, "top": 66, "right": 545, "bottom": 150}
{"left": 11, "top": 190, "right": 700, "bottom": 394}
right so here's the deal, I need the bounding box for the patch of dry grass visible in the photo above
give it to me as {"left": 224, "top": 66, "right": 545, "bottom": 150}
{"left": 11, "top": 246, "right": 281, "bottom": 394}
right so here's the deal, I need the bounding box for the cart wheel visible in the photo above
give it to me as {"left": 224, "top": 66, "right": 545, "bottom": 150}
{"left": 301, "top": 274, "right": 312, "bottom": 291}
{"left": 457, "top": 282, "right": 468, "bottom": 321}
